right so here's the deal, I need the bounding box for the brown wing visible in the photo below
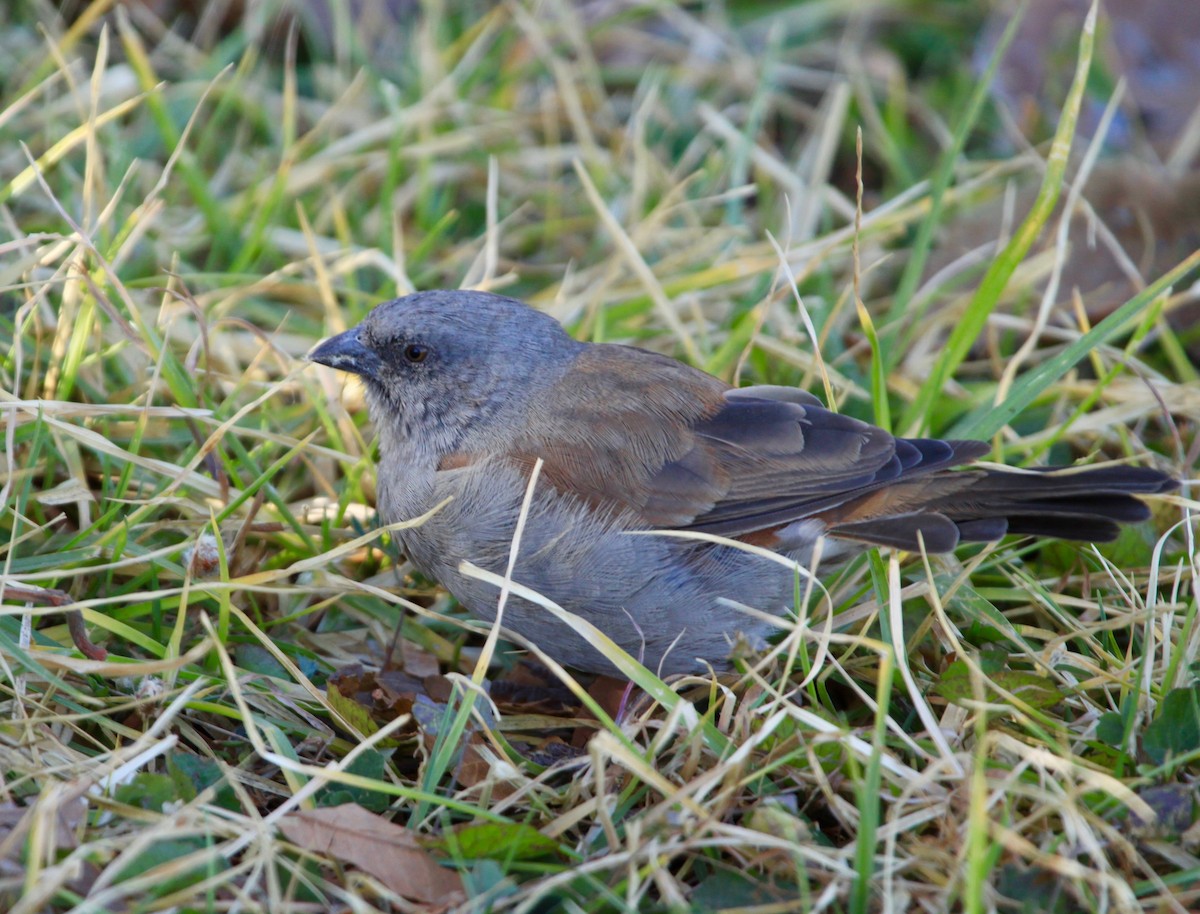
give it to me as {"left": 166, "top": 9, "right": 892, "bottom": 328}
{"left": 681, "top": 397, "right": 986, "bottom": 536}
{"left": 513, "top": 344, "right": 730, "bottom": 526}
{"left": 451, "top": 343, "right": 1172, "bottom": 552}
{"left": 505, "top": 344, "right": 983, "bottom": 538}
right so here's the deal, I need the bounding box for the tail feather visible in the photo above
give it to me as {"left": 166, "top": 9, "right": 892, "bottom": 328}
{"left": 966, "top": 464, "right": 1176, "bottom": 495}
{"left": 828, "top": 511, "right": 961, "bottom": 552}
{"left": 1001, "top": 516, "right": 1121, "bottom": 542}
{"left": 945, "top": 492, "right": 1153, "bottom": 526}
{"left": 828, "top": 462, "right": 1176, "bottom": 552}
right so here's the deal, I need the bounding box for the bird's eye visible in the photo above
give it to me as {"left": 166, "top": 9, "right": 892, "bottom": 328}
{"left": 403, "top": 343, "right": 429, "bottom": 363}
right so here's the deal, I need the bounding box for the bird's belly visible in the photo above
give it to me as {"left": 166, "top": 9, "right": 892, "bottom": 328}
{"left": 385, "top": 461, "right": 812, "bottom": 675}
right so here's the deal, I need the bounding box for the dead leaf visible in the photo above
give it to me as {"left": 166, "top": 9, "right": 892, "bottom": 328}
{"left": 399, "top": 645, "right": 441, "bottom": 678}
{"left": 279, "top": 803, "right": 463, "bottom": 905}
{"left": 453, "top": 731, "right": 501, "bottom": 792}
{"left": 572, "top": 675, "right": 636, "bottom": 747}
{"left": 326, "top": 664, "right": 425, "bottom": 743}
{"left": 412, "top": 696, "right": 516, "bottom": 798}
{"left": 0, "top": 791, "right": 88, "bottom": 862}
{"left": 589, "top": 675, "right": 635, "bottom": 721}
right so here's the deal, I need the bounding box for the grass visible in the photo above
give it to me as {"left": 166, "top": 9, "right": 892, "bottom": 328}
{"left": 1, "top": 1, "right": 1197, "bottom": 911}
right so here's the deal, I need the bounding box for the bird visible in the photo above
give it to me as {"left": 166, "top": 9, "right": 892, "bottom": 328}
{"left": 309, "top": 290, "right": 1177, "bottom": 676}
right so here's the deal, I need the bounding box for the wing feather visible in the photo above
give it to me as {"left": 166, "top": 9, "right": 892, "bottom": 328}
{"left": 497, "top": 346, "right": 975, "bottom": 536}
{"left": 437, "top": 343, "right": 1171, "bottom": 550}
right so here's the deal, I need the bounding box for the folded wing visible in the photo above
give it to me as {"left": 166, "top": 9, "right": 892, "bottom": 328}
{"left": 510, "top": 345, "right": 1174, "bottom": 551}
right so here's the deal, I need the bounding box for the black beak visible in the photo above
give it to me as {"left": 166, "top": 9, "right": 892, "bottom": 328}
{"left": 307, "top": 327, "right": 381, "bottom": 380}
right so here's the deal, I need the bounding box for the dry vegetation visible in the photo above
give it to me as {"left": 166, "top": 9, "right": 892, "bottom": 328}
{"left": 1, "top": 1, "right": 1198, "bottom": 912}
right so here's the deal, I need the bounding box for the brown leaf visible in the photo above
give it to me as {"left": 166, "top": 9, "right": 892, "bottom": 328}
{"left": 412, "top": 698, "right": 515, "bottom": 798}
{"left": 454, "top": 731, "right": 500, "bottom": 792}
{"left": 327, "top": 664, "right": 423, "bottom": 735}
{"left": 398, "top": 645, "right": 442, "bottom": 678}
{"left": 375, "top": 668, "right": 436, "bottom": 706}
{"left": 280, "top": 804, "right": 463, "bottom": 904}
{"left": 588, "top": 675, "right": 635, "bottom": 721}
{"left": 571, "top": 675, "right": 636, "bottom": 746}
{"left": 0, "top": 792, "right": 88, "bottom": 862}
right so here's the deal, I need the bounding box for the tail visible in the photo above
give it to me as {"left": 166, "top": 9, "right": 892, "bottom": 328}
{"left": 828, "top": 462, "right": 1177, "bottom": 553}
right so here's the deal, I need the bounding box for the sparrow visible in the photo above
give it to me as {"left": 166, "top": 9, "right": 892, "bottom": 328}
{"left": 309, "top": 290, "right": 1177, "bottom": 675}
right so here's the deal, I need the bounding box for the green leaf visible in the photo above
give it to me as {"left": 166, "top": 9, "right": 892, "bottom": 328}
{"left": 448, "top": 822, "right": 561, "bottom": 861}
{"left": 113, "top": 837, "right": 226, "bottom": 897}
{"left": 995, "top": 863, "right": 1078, "bottom": 914}
{"left": 691, "top": 870, "right": 797, "bottom": 911}
{"left": 327, "top": 678, "right": 381, "bottom": 739}
{"left": 233, "top": 643, "right": 291, "bottom": 678}
{"left": 935, "top": 659, "right": 1062, "bottom": 710}
{"left": 1143, "top": 688, "right": 1200, "bottom": 766}
{"left": 114, "top": 773, "right": 179, "bottom": 812}
{"left": 988, "top": 671, "right": 1064, "bottom": 711}
{"left": 1095, "top": 712, "right": 1126, "bottom": 748}
{"left": 315, "top": 750, "right": 390, "bottom": 813}
{"left": 167, "top": 752, "right": 239, "bottom": 812}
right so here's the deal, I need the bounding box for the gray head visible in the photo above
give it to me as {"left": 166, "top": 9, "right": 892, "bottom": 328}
{"left": 309, "top": 290, "right": 581, "bottom": 453}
